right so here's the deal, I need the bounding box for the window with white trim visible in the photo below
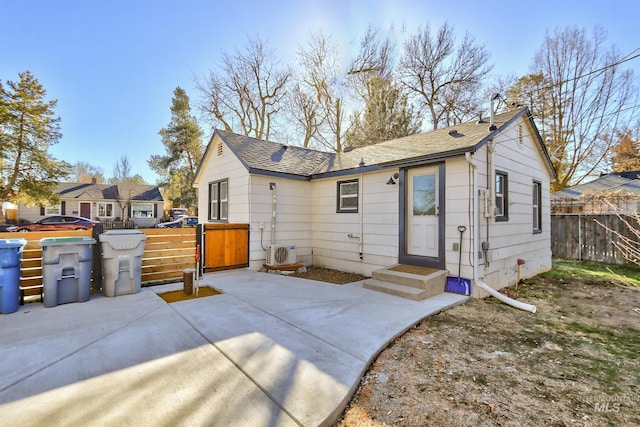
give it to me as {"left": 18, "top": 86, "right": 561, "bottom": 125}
{"left": 132, "top": 202, "right": 154, "bottom": 218}
{"left": 45, "top": 204, "right": 61, "bottom": 215}
{"left": 337, "top": 179, "right": 359, "bottom": 213}
{"left": 533, "top": 181, "right": 542, "bottom": 233}
{"left": 495, "top": 171, "right": 508, "bottom": 221}
{"left": 209, "top": 179, "right": 228, "bottom": 221}
{"left": 97, "top": 202, "right": 114, "bottom": 218}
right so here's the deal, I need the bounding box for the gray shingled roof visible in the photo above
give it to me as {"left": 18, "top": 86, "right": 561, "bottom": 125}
{"left": 206, "top": 107, "right": 551, "bottom": 180}
{"left": 552, "top": 173, "right": 640, "bottom": 200}
{"left": 313, "top": 108, "right": 529, "bottom": 174}
{"left": 56, "top": 182, "right": 163, "bottom": 201}
{"left": 215, "top": 131, "right": 334, "bottom": 178}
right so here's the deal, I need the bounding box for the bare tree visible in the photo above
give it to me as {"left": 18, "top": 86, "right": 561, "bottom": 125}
{"left": 109, "top": 156, "right": 146, "bottom": 220}
{"left": 197, "top": 35, "right": 290, "bottom": 140}
{"left": 511, "top": 26, "right": 639, "bottom": 191}
{"left": 399, "top": 23, "right": 492, "bottom": 130}
{"left": 588, "top": 192, "right": 640, "bottom": 268}
{"left": 296, "top": 32, "right": 350, "bottom": 152}
{"left": 287, "top": 83, "right": 322, "bottom": 148}
{"left": 69, "top": 161, "right": 105, "bottom": 183}
{"left": 348, "top": 24, "right": 397, "bottom": 99}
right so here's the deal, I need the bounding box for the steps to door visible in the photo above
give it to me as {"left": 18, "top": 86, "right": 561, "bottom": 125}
{"left": 363, "top": 265, "right": 448, "bottom": 301}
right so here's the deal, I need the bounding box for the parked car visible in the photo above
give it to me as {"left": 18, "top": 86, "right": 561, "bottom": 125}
{"left": 155, "top": 216, "right": 198, "bottom": 229}
{"left": 7, "top": 215, "right": 99, "bottom": 232}
{"left": 169, "top": 208, "right": 189, "bottom": 220}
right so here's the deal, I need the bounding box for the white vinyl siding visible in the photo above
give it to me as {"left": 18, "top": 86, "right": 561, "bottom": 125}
{"left": 478, "top": 120, "right": 552, "bottom": 291}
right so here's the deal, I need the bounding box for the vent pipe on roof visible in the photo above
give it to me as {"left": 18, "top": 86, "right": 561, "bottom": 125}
{"left": 489, "top": 93, "right": 500, "bottom": 131}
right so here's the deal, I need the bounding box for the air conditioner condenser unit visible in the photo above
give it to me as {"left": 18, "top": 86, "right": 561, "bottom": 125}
{"left": 267, "top": 244, "right": 297, "bottom": 265}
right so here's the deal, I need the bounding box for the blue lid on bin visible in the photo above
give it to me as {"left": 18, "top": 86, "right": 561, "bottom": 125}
{"left": 0, "top": 238, "right": 27, "bottom": 249}
{"left": 39, "top": 237, "right": 97, "bottom": 247}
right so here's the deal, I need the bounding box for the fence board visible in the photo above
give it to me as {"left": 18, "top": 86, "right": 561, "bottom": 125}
{"left": 0, "top": 227, "right": 199, "bottom": 297}
{"left": 203, "top": 224, "right": 249, "bottom": 272}
{"left": 551, "top": 214, "right": 636, "bottom": 264}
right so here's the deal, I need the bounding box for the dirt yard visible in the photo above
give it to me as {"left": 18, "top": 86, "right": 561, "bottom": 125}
{"left": 293, "top": 264, "right": 640, "bottom": 426}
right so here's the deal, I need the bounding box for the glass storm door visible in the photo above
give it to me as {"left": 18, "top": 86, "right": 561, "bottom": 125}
{"left": 406, "top": 166, "right": 439, "bottom": 257}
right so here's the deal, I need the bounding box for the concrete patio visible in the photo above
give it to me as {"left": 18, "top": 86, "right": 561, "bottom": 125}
{"left": 0, "top": 269, "right": 468, "bottom": 426}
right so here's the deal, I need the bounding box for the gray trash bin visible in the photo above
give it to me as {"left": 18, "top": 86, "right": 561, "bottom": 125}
{"left": 40, "top": 237, "right": 96, "bottom": 308}
{"left": 99, "top": 230, "right": 147, "bottom": 297}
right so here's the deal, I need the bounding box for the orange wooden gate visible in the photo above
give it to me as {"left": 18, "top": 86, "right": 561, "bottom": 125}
{"left": 202, "top": 223, "right": 249, "bottom": 272}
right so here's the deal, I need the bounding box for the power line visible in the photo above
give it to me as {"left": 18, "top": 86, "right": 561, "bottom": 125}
{"left": 505, "top": 47, "right": 640, "bottom": 101}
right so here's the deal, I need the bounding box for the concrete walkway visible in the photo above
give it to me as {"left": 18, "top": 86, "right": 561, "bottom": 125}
{"left": 0, "top": 269, "right": 468, "bottom": 427}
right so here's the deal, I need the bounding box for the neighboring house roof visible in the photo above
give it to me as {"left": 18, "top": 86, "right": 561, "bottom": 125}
{"left": 55, "top": 182, "right": 163, "bottom": 201}
{"left": 552, "top": 172, "right": 640, "bottom": 201}
{"left": 197, "top": 107, "right": 556, "bottom": 181}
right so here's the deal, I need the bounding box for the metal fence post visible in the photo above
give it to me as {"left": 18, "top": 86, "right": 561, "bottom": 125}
{"left": 92, "top": 223, "right": 104, "bottom": 292}
{"left": 196, "top": 223, "right": 204, "bottom": 275}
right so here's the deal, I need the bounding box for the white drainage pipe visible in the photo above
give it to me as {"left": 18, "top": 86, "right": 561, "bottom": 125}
{"left": 476, "top": 281, "right": 537, "bottom": 313}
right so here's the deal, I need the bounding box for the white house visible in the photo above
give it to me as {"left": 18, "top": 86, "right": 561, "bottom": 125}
{"left": 194, "top": 107, "right": 556, "bottom": 297}
{"left": 15, "top": 182, "right": 164, "bottom": 228}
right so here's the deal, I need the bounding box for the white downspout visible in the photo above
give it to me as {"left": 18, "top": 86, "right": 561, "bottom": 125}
{"left": 359, "top": 173, "right": 364, "bottom": 260}
{"left": 269, "top": 182, "right": 276, "bottom": 245}
{"left": 464, "top": 152, "right": 479, "bottom": 288}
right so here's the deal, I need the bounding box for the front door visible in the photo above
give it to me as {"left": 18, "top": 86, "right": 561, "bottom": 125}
{"left": 400, "top": 164, "right": 444, "bottom": 268}
{"left": 80, "top": 202, "right": 91, "bottom": 219}
{"left": 407, "top": 166, "right": 439, "bottom": 257}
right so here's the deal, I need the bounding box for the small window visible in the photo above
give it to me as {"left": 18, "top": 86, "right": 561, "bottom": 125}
{"left": 533, "top": 181, "right": 542, "bottom": 233}
{"left": 45, "top": 204, "right": 61, "bottom": 215}
{"left": 495, "top": 171, "right": 508, "bottom": 221}
{"left": 337, "top": 179, "right": 359, "bottom": 213}
{"left": 209, "top": 179, "right": 228, "bottom": 221}
{"left": 97, "top": 202, "right": 114, "bottom": 218}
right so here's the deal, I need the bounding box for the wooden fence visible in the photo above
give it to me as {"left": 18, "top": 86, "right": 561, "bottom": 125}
{"left": 0, "top": 227, "right": 197, "bottom": 299}
{"left": 202, "top": 223, "right": 249, "bottom": 272}
{"left": 551, "top": 214, "right": 637, "bottom": 264}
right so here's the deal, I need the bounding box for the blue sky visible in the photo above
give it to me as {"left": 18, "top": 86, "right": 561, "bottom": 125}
{"left": 1, "top": 0, "right": 638, "bottom": 184}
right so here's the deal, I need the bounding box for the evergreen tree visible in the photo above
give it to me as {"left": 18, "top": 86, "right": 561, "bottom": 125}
{"left": 0, "top": 71, "right": 69, "bottom": 222}
{"left": 345, "top": 76, "right": 421, "bottom": 148}
{"left": 149, "top": 87, "right": 203, "bottom": 213}
{"left": 611, "top": 128, "right": 640, "bottom": 172}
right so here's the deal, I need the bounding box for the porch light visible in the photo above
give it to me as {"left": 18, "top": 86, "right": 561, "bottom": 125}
{"left": 386, "top": 172, "right": 399, "bottom": 185}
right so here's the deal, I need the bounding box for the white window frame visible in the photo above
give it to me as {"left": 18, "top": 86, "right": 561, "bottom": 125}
{"left": 97, "top": 202, "right": 114, "bottom": 218}
{"left": 495, "top": 171, "right": 508, "bottom": 222}
{"left": 533, "top": 181, "right": 542, "bottom": 233}
{"left": 131, "top": 202, "right": 154, "bottom": 218}
{"left": 45, "top": 204, "right": 61, "bottom": 215}
{"left": 209, "top": 179, "right": 228, "bottom": 221}
{"left": 337, "top": 179, "right": 359, "bottom": 213}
